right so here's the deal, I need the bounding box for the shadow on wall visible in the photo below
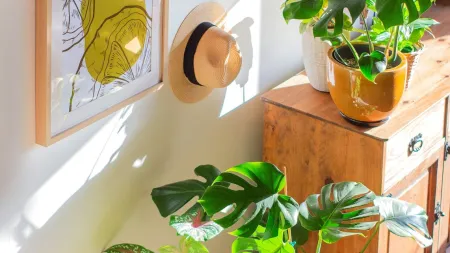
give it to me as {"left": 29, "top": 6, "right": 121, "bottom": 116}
{"left": 232, "top": 17, "right": 255, "bottom": 88}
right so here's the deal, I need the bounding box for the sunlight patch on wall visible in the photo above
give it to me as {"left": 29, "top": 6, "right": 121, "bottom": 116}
{"left": 220, "top": 0, "right": 261, "bottom": 117}
{"left": 22, "top": 105, "right": 134, "bottom": 229}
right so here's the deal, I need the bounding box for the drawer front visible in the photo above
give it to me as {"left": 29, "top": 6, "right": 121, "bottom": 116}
{"left": 384, "top": 100, "right": 446, "bottom": 192}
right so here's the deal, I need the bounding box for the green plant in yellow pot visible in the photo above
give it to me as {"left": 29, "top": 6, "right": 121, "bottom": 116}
{"left": 283, "top": 0, "right": 435, "bottom": 126}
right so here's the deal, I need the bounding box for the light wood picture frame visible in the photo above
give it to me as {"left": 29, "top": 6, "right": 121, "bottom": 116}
{"left": 36, "top": 0, "right": 167, "bottom": 146}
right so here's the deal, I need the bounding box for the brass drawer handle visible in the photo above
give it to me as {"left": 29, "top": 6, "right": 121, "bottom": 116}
{"left": 409, "top": 133, "right": 424, "bottom": 153}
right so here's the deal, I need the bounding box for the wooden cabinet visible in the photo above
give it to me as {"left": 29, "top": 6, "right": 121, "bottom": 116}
{"left": 261, "top": 7, "right": 450, "bottom": 252}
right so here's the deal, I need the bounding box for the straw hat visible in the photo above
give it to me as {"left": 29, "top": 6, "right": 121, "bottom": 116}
{"left": 169, "top": 2, "right": 242, "bottom": 103}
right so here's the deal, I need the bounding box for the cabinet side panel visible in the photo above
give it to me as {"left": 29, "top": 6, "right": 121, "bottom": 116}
{"left": 263, "top": 103, "right": 385, "bottom": 253}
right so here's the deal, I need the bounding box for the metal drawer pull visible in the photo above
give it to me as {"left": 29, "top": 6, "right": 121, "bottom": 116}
{"left": 409, "top": 133, "right": 424, "bottom": 153}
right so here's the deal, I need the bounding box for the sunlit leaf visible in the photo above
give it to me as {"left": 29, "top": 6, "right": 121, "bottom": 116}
{"left": 358, "top": 50, "right": 387, "bottom": 82}
{"left": 283, "top": 0, "right": 324, "bottom": 22}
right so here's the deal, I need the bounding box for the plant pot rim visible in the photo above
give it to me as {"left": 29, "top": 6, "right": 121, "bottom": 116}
{"left": 328, "top": 43, "right": 408, "bottom": 73}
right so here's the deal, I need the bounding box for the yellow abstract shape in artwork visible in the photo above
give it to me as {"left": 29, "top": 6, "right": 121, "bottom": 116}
{"left": 81, "top": 0, "right": 149, "bottom": 85}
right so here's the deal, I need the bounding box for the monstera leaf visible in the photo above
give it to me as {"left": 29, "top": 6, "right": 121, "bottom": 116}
{"left": 104, "top": 244, "right": 153, "bottom": 253}
{"left": 299, "top": 182, "right": 379, "bottom": 244}
{"left": 358, "top": 50, "right": 387, "bottom": 82}
{"left": 376, "top": 0, "right": 433, "bottom": 29}
{"left": 374, "top": 197, "right": 433, "bottom": 248}
{"left": 169, "top": 204, "right": 223, "bottom": 242}
{"left": 159, "top": 236, "right": 209, "bottom": 253}
{"left": 313, "top": 0, "right": 366, "bottom": 37}
{"left": 151, "top": 165, "right": 221, "bottom": 217}
{"left": 283, "top": 0, "right": 324, "bottom": 22}
{"left": 231, "top": 226, "right": 295, "bottom": 253}
{"left": 199, "top": 162, "right": 300, "bottom": 240}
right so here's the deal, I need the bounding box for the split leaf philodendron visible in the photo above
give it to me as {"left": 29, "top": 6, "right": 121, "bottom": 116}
{"left": 145, "top": 162, "right": 433, "bottom": 253}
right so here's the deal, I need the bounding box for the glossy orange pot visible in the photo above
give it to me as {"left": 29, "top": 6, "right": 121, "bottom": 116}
{"left": 327, "top": 44, "right": 407, "bottom": 126}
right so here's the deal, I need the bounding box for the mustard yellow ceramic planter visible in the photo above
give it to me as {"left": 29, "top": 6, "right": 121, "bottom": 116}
{"left": 327, "top": 44, "right": 407, "bottom": 126}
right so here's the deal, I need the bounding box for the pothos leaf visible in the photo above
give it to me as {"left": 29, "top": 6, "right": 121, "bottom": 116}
{"left": 104, "top": 244, "right": 153, "bottom": 253}
{"left": 169, "top": 204, "right": 223, "bottom": 242}
{"left": 283, "top": 0, "right": 324, "bottom": 23}
{"left": 151, "top": 165, "right": 221, "bottom": 217}
{"left": 313, "top": 0, "right": 366, "bottom": 37}
{"left": 375, "top": 197, "right": 433, "bottom": 248}
{"left": 199, "top": 162, "right": 300, "bottom": 240}
{"left": 231, "top": 226, "right": 295, "bottom": 253}
{"left": 299, "top": 182, "right": 379, "bottom": 244}
{"left": 358, "top": 50, "right": 387, "bottom": 82}
{"left": 159, "top": 236, "right": 209, "bottom": 253}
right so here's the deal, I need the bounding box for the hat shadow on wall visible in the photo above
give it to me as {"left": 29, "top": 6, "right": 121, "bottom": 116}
{"left": 231, "top": 17, "right": 254, "bottom": 88}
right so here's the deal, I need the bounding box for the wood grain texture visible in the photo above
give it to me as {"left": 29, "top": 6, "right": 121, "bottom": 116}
{"left": 384, "top": 101, "right": 445, "bottom": 191}
{"left": 263, "top": 103, "right": 385, "bottom": 253}
{"left": 35, "top": 0, "right": 168, "bottom": 146}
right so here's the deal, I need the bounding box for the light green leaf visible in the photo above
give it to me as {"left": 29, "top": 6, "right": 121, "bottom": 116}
{"left": 410, "top": 18, "right": 439, "bottom": 29}
{"left": 409, "top": 28, "right": 425, "bottom": 44}
{"left": 104, "top": 244, "right": 153, "bottom": 253}
{"left": 313, "top": 0, "right": 366, "bottom": 37}
{"left": 231, "top": 226, "right": 295, "bottom": 253}
{"left": 358, "top": 50, "right": 387, "bottom": 82}
{"left": 283, "top": 0, "right": 324, "bottom": 23}
{"left": 375, "top": 197, "right": 433, "bottom": 248}
{"left": 199, "top": 162, "right": 300, "bottom": 240}
{"left": 159, "top": 236, "right": 209, "bottom": 253}
{"left": 169, "top": 204, "right": 223, "bottom": 242}
{"left": 151, "top": 165, "right": 221, "bottom": 217}
{"left": 159, "top": 246, "right": 179, "bottom": 253}
{"left": 299, "top": 182, "right": 379, "bottom": 244}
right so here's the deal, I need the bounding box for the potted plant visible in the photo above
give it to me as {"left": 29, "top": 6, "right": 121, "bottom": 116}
{"left": 282, "top": 0, "right": 434, "bottom": 126}
{"left": 147, "top": 162, "right": 432, "bottom": 253}
{"left": 355, "top": 14, "right": 439, "bottom": 90}
{"left": 282, "top": 1, "right": 353, "bottom": 93}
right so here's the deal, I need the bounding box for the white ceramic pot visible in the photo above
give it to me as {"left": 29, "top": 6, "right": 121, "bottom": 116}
{"left": 302, "top": 26, "right": 331, "bottom": 92}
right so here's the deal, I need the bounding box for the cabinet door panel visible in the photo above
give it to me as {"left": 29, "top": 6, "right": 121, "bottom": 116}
{"left": 441, "top": 97, "right": 450, "bottom": 252}
{"left": 382, "top": 141, "right": 444, "bottom": 253}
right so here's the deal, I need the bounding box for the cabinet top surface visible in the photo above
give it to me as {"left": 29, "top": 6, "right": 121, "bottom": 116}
{"left": 262, "top": 6, "right": 450, "bottom": 141}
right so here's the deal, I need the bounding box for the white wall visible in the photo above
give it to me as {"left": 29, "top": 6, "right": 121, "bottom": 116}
{"left": 0, "top": 0, "right": 302, "bottom": 252}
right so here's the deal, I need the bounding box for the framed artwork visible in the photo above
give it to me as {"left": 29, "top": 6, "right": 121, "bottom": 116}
{"left": 36, "top": 0, "right": 166, "bottom": 146}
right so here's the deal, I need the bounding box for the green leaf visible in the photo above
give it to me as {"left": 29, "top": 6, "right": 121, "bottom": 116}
{"left": 376, "top": 0, "right": 426, "bottom": 28}
{"left": 409, "top": 28, "right": 425, "bottom": 44}
{"left": 298, "top": 182, "right": 379, "bottom": 244}
{"left": 321, "top": 35, "right": 344, "bottom": 47}
{"left": 313, "top": 0, "right": 366, "bottom": 37}
{"left": 159, "top": 236, "right": 209, "bottom": 253}
{"left": 231, "top": 226, "right": 295, "bottom": 253}
{"left": 358, "top": 50, "right": 387, "bottom": 82}
{"left": 169, "top": 204, "right": 223, "bottom": 242}
{"left": 151, "top": 165, "right": 221, "bottom": 217}
{"left": 104, "top": 244, "right": 153, "bottom": 253}
{"left": 366, "top": 0, "right": 376, "bottom": 11}
{"left": 199, "top": 162, "right": 300, "bottom": 239}
{"left": 283, "top": 0, "right": 324, "bottom": 23}
{"left": 355, "top": 31, "right": 391, "bottom": 45}
{"left": 410, "top": 18, "right": 439, "bottom": 30}
{"left": 375, "top": 197, "right": 433, "bottom": 248}
{"left": 291, "top": 222, "right": 309, "bottom": 247}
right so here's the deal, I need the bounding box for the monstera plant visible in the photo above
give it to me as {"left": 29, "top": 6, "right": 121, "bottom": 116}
{"left": 144, "top": 162, "right": 433, "bottom": 253}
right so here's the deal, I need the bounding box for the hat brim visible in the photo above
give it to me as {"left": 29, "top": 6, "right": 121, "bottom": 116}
{"left": 169, "top": 2, "right": 227, "bottom": 103}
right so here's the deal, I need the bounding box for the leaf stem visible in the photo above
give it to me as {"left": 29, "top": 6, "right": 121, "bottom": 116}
{"left": 360, "top": 14, "right": 374, "bottom": 53}
{"left": 389, "top": 26, "right": 400, "bottom": 63}
{"left": 342, "top": 34, "right": 360, "bottom": 63}
{"left": 316, "top": 232, "right": 323, "bottom": 253}
{"left": 385, "top": 27, "right": 395, "bottom": 59}
{"left": 360, "top": 222, "right": 382, "bottom": 253}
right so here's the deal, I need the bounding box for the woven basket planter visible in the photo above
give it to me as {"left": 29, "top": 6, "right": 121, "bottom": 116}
{"left": 404, "top": 42, "right": 425, "bottom": 90}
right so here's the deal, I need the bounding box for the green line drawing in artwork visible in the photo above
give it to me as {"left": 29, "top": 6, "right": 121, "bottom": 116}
{"left": 62, "top": 0, "right": 153, "bottom": 112}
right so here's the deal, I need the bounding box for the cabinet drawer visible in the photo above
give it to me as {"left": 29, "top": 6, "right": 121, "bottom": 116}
{"left": 384, "top": 100, "right": 446, "bottom": 192}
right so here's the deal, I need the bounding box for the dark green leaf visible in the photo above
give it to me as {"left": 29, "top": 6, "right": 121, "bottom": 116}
{"left": 169, "top": 204, "right": 223, "bottom": 242}
{"left": 299, "top": 182, "right": 379, "bottom": 244}
{"left": 199, "top": 162, "right": 299, "bottom": 239}
{"left": 151, "top": 165, "right": 221, "bottom": 217}
{"left": 231, "top": 226, "right": 295, "bottom": 253}
{"left": 375, "top": 197, "right": 433, "bottom": 248}
{"left": 283, "top": 0, "right": 324, "bottom": 22}
{"left": 358, "top": 50, "right": 387, "bottom": 82}
{"left": 321, "top": 35, "right": 344, "bottom": 47}
{"left": 291, "top": 222, "right": 309, "bottom": 247}
{"left": 313, "top": 0, "right": 366, "bottom": 37}
{"left": 104, "top": 244, "right": 153, "bottom": 253}
{"left": 376, "top": 0, "right": 425, "bottom": 28}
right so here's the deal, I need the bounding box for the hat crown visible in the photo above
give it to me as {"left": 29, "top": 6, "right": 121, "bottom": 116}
{"left": 194, "top": 27, "right": 242, "bottom": 88}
